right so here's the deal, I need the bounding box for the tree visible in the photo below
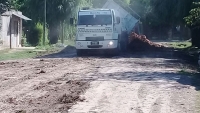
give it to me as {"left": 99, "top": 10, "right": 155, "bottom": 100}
{"left": 128, "top": 0, "right": 193, "bottom": 39}
{"left": 184, "top": 1, "right": 200, "bottom": 47}
{"left": 0, "top": 0, "right": 10, "bottom": 13}
{"left": 185, "top": 2, "right": 200, "bottom": 27}
{"left": 16, "top": 0, "right": 91, "bottom": 44}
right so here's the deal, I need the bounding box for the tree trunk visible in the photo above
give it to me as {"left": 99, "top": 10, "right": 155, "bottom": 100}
{"left": 167, "top": 29, "right": 172, "bottom": 40}
{"left": 191, "top": 28, "right": 200, "bottom": 47}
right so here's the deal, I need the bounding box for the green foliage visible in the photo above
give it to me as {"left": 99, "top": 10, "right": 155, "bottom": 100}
{"left": 0, "top": 0, "right": 27, "bottom": 13}
{"left": 4, "top": 0, "right": 197, "bottom": 45}
{"left": 184, "top": 1, "right": 200, "bottom": 47}
{"left": 36, "top": 23, "right": 49, "bottom": 46}
{"left": 36, "top": 23, "right": 43, "bottom": 46}
{"left": 167, "top": 41, "right": 192, "bottom": 49}
{"left": 0, "top": 0, "right": 10, "bottom": 13}
{"left": 185, "top": 2, "right": 200, "bottom": 27}
{"left": 145, "top": 0, "right": 192, "bottom": 26}
{"left": 19, "top": 0, "right": 92, "bottom": 44}
{"left": 26, "top": 23, "right": 46, "bottom": 46}
{"left": 0, "top": 49, "right": 37, "bottom": 61}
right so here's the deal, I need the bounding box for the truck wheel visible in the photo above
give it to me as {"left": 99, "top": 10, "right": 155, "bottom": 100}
{"left": 113, "top": 40, "right": 121, "bottom": 56}
{"left": 76, "top": 49, "right": 83, "bottom": 56}
{"left": 106, "top": 48, "right": 119, "bottom": 56}
{"left": 120, "top": 32, "right": 128, "bottom": 52}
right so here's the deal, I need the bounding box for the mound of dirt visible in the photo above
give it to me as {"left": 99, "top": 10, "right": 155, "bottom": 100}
{"left": 60, "top": 45, "right": 76, "bottom": 53}
{"left": 128, "top": 32, "right": 166, "bottom": 51}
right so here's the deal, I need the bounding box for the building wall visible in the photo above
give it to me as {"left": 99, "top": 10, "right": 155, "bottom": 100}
{"left": 0, "top": 16, "right": 2, "bottom": 44}
{"left": 2, "top": 15, "right": 10, "bottom": 47}
{"left": 2, "top": 15, "right": 20, "bottom": 48}
{"left": 12, "top": 15, "right": 20, "bottom": 48}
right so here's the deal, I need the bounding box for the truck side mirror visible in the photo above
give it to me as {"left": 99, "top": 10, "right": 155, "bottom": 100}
{"left": 70, "top": 18, "right": 74, "bottom": 25}
{"left": 116, "top": 17, "right": 120, "bottom": 24}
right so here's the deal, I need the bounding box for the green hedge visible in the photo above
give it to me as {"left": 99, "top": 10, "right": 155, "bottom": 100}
{"left": 26, "top": 23, "right": 49, "bottom": 46}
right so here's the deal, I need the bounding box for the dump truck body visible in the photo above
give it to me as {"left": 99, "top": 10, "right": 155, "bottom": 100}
{"left": 102, "top": 0, "right": 139, "bottom": 35}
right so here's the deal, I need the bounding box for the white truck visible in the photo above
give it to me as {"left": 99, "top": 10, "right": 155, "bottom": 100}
{"left": 70, "top": 8, "right": 126, "bottom": 56}
{"left": 70, "top": 0, "right": 140, "bottom": 56}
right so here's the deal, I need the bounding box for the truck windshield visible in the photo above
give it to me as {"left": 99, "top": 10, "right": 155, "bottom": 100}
{"left": 78, "top": 15, "right": 112, "bottom": 25}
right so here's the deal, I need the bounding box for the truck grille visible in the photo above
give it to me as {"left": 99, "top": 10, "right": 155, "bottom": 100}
{"left": 78, "top": 28, "right": 112, "bottom": 33}
{"left": 86, "top": 37, "right": 104, "bottom": 41}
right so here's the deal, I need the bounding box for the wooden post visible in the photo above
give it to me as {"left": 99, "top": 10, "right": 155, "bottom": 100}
{"left": 61, "top": 21, "right": 64, "bottom": 44}
{"left": 43, "top": 0, "right": 46, "bottom": 46}
{"left": 10, "top": 15, "right": 12, "bottom": 49}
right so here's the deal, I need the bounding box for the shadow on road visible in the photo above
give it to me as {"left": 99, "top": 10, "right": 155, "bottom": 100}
{"left": 37, "top": 45, "right": 178, "bottom": 58}
{"left": 81, "top": 70, "right": 200, "bottom": 91}
{"left": 37, "top": 46, "right": 200, "bottom": 91}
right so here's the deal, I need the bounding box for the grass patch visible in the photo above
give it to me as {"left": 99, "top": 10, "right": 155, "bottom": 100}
{"left": 35, "top": 44, "right": 53, "bottom": 50}
{"left": 0, "top": 47, "right": 51, "bottom": 61}
{"left": 0, "top": 48, "right": 62, "bottom": 61}
{"left": 0, "top": 50, "right": 38, "bottom": 61}
{"left": 57, "top": 39, "right": 75, "bottom": 46}
{"left": 0, "top": 40, "right": 75, "bottom": 61}
{"left": 36, "top": 40, "right": 75, "bottom": 50}
{"left": 167, "top": 41, "right": 192, "bottom": 49}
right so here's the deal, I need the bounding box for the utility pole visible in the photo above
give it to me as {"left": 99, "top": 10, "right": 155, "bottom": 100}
{"left": 43, "top": 0, "right": 46, "bottom": 46}
{"left": 61, "top": 21, "right": 64, "bottom": 44}
{"left": 10, "top": 10, "right": 13, "bottom": 49}
{"left": 10, "top": 15, "right": 12, "bottom": 49}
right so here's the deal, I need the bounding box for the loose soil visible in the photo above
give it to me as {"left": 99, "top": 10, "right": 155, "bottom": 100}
{"left": 0, "top": 45, "right": 199, "bottom": 113}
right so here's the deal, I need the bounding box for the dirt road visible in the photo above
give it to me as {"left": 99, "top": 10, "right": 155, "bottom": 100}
{"left": 0, "top": 51, "right": 199, "bottom": 113}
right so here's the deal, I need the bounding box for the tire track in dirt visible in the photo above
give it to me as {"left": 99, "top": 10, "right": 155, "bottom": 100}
{"left": 0, "top": 58, "right": 97, "bottom": 112}
{"left": 70, "top": 57, "right": 198, "bottom": 113}
{"left": 0, "top": 53, "right": 199, "bottom": 113}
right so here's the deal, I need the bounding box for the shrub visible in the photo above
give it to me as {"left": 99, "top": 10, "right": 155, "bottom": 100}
{"left": 26, "top": 23, "right": 49, "bottom": 46}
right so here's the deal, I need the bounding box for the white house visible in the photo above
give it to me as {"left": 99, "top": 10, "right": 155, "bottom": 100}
{"left": 1, "top": 10, "right": 31, "bottom": 48}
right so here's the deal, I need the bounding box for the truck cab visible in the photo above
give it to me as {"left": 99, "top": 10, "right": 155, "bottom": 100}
{"left": 70, "top": 9, "right": 124, "bottom": 56}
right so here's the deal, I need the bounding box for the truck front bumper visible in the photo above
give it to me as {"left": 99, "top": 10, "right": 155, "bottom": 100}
{"left": 76, "top": 40, "right": 118, "bottom": 49}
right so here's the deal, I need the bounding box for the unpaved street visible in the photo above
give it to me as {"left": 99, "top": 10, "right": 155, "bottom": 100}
{"left": 0, "top": 51, "right": 199, "bottom": 113}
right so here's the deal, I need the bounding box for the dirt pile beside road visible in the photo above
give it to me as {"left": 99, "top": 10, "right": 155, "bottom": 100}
{"left": 60, "top": 45, "right": 76, "bottom": 54}
{"left": 128, "top": 32, "right": 166, "bottom": 51}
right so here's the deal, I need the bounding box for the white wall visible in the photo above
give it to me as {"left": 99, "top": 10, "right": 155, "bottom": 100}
{"left": 0, "top": 16, "right": 2, "bottom": 41}
{"left": 2, "top": 16, "right": 10, "bottom": 47}
{"left": 1, "top": 15, "right": 21, "bottom": 48}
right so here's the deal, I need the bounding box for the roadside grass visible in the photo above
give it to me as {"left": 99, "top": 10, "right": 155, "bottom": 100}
{"left": 57, "top": 39, "right": 75, "bottom": 46}
{"left": 0, "top": 47, "right": 59, "bottom": 61}
{"left": 167, "top": 41, "right": 192, "bottom": 49}
{"left": 36, "top": 40, "right": 75, "bottom": 50}
{"left": 168, "top": 41, "right": 199, "bottom": 66}
{"left": 0, "top": 40, "right": 75, "bottom": 61}
{"left": 0, "top": 49, "right": 38, "bottom": 61}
